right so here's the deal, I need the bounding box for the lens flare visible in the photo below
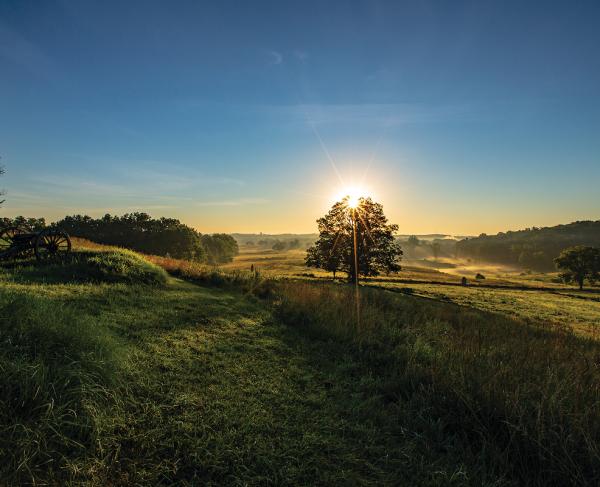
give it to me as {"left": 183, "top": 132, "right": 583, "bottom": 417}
{"left": 335, "top": 185, "right": 369, "bottom": 208}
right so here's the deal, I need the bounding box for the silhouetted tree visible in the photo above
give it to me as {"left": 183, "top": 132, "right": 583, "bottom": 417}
{"left": 55, "top": 213, "right": 223, "bottom": 261}
{"left": 1, "top": 216, "right": 46, "bottom": 231}
{"left": 554, "top": 246, "right": 600, "bottom": 290}
{"left": 306, "top": 196, "right": 402, "bottom": 282}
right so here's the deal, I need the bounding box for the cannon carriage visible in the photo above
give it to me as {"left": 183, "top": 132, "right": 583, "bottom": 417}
{"left": 0, "top": 227, "right": 72, "bottom": 261}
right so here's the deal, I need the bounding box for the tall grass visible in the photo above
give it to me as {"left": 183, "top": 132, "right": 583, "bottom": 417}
{"left": 275, "top": 281, "right": 600, "bottom": 486}
{"left": 146, "top": 254, "right": 277, "bottom": 298}
{"left": 0, "top": 292, "right": 120, "bottom": 484}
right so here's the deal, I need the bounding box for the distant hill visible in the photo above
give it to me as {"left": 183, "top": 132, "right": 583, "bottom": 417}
{"left": 456, "top": 220, "right": 600, "bottom": 271}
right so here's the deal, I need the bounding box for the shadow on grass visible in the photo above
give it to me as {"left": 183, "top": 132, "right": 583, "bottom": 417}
{"left": 274, "top": 280, "right": 600, "bottom": 486}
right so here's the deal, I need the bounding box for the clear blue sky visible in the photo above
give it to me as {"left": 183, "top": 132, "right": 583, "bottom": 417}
{"left": 1, "top": 0, "right": 599, "bottom": 234}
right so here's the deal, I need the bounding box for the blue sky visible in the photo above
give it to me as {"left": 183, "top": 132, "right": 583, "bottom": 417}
{"left": 1, "top": 0, "right": 599, "bottom": 234}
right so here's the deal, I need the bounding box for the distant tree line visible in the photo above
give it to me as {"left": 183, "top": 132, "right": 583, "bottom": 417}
{"left": 1, "top": 213, "right": 239, "bottom": 264}
{"left": 456, "top": 221, "right": 600, "bottom": 271}
{"left": 245, "top": 237, "right": 306, "bottom": 250}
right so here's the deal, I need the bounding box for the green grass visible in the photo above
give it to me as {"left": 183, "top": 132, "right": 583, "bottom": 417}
{"left": 367, "top": 281, "right": 600, "bottom": 336}
{"left": 1, "top": 259, "right": 483, "bottom": 485}
{"left": 2, "top": 245, "right": 600, "bottom": 485}
{"left": 275, "top": 281, "right": 600, "bottom": 486}
{"left": 0, "top": 292, "right": 119, "bottom": 484}
{"left": 4, "top": 249, "right": 168, "bottom": 286}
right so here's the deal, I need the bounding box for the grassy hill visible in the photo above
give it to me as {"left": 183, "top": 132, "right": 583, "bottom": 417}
{"left": 2, "top": 241, "right": 600, "bottom": 485}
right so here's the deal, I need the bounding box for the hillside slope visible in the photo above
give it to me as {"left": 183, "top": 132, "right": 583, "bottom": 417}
{"left": 2, "top": 245, "right": 600, "bottom": 485}
{"left": 456, "top": 220, "right": 600, "bottom": 270}
{"left": 0, "top": 255, "right": 496, "bottom": 486}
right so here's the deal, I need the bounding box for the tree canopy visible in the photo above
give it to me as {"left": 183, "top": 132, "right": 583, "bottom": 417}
{"left": 554, "top": 246, "right": 600, "bottom": 290}
{"left": 306, "top": 196, "right": 402, "bottom": 281}
{"left": 0, "top": 213, "right": 240, "bottom": 264}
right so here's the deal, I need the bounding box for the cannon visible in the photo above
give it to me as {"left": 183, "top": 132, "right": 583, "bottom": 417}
{"left": 0, "top": 227, "right": 72, "bottom": 261}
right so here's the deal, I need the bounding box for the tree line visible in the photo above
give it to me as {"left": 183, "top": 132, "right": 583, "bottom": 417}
{"left": 1, "top": 213, "right": 239, "bottom": 264}
{"left": 456, "top": 221, "right": 600, "bottom": 271}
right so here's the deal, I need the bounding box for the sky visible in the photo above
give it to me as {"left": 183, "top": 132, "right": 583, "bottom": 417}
{"left": 1, "top": 0, "right": 599, "bottom": 235}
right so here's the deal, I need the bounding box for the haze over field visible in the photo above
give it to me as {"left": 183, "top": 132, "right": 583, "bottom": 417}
{"left": 2, "top": 1, "right": 600, "bottom": 235}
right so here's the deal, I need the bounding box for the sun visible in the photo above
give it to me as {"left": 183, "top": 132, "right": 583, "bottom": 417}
{"left": 334, "top": 185, "right": 369, "bottom": 208}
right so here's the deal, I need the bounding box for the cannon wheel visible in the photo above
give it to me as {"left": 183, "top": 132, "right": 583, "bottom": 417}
{"left": 0, "top": 227, "right": 26, "bottom": 255}
{"left": 34, "top": 228, "right": 72, "bottom": 261}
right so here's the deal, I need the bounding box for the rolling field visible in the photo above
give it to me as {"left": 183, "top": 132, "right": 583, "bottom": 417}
{"left": 225, "top": 246, "right": 600, "bottom": 336}
{"left": 2, "top": 241, "right": 600, "bottom": 485}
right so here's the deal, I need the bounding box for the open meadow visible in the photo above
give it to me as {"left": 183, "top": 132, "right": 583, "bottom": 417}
{"left": 224, "top": 246, "right": 600, "bottom": 337}
{"left": 2, "top": 240, "right": 599, "bottom": 485}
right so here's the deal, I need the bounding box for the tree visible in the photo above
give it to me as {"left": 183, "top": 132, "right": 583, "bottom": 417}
{"left": 57, "top": 213, "right": 207, "bottom": 261}
{"left": 1, "top": 216, "right": 46, "bottom": 231}
{"left": 431, "top": 241, "right": 441, "bottom": 260}
{"left": 288, "top": 238, "right": 301, "bottom": 250}
{"left": 405, "top": 235, "right": 420, "bottom": 257}
{"left": 305, "top": 196, "right": 402, "bottom": 282}
{"left": 201, "top": 233, "right": 239, "bottom": 264}
{"left": 272, "top": 240, "right": 286, "bottom": 251}
{"left": 407, "top": 235, "right": 420, "bottom": 248}
{"left": 554, "top": 246, "right": 600, "bottom": 290}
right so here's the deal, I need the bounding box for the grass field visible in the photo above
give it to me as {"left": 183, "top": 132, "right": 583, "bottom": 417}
{"left": 225, "top": 246, "right": 600, "bottom": 336}
{"left": 2, "top": 242, "right": 600, "bottom": 485}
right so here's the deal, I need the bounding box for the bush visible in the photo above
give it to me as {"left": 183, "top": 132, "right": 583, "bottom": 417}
{"left": 475, "top": 272, "right": 485, "bottom": 280}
